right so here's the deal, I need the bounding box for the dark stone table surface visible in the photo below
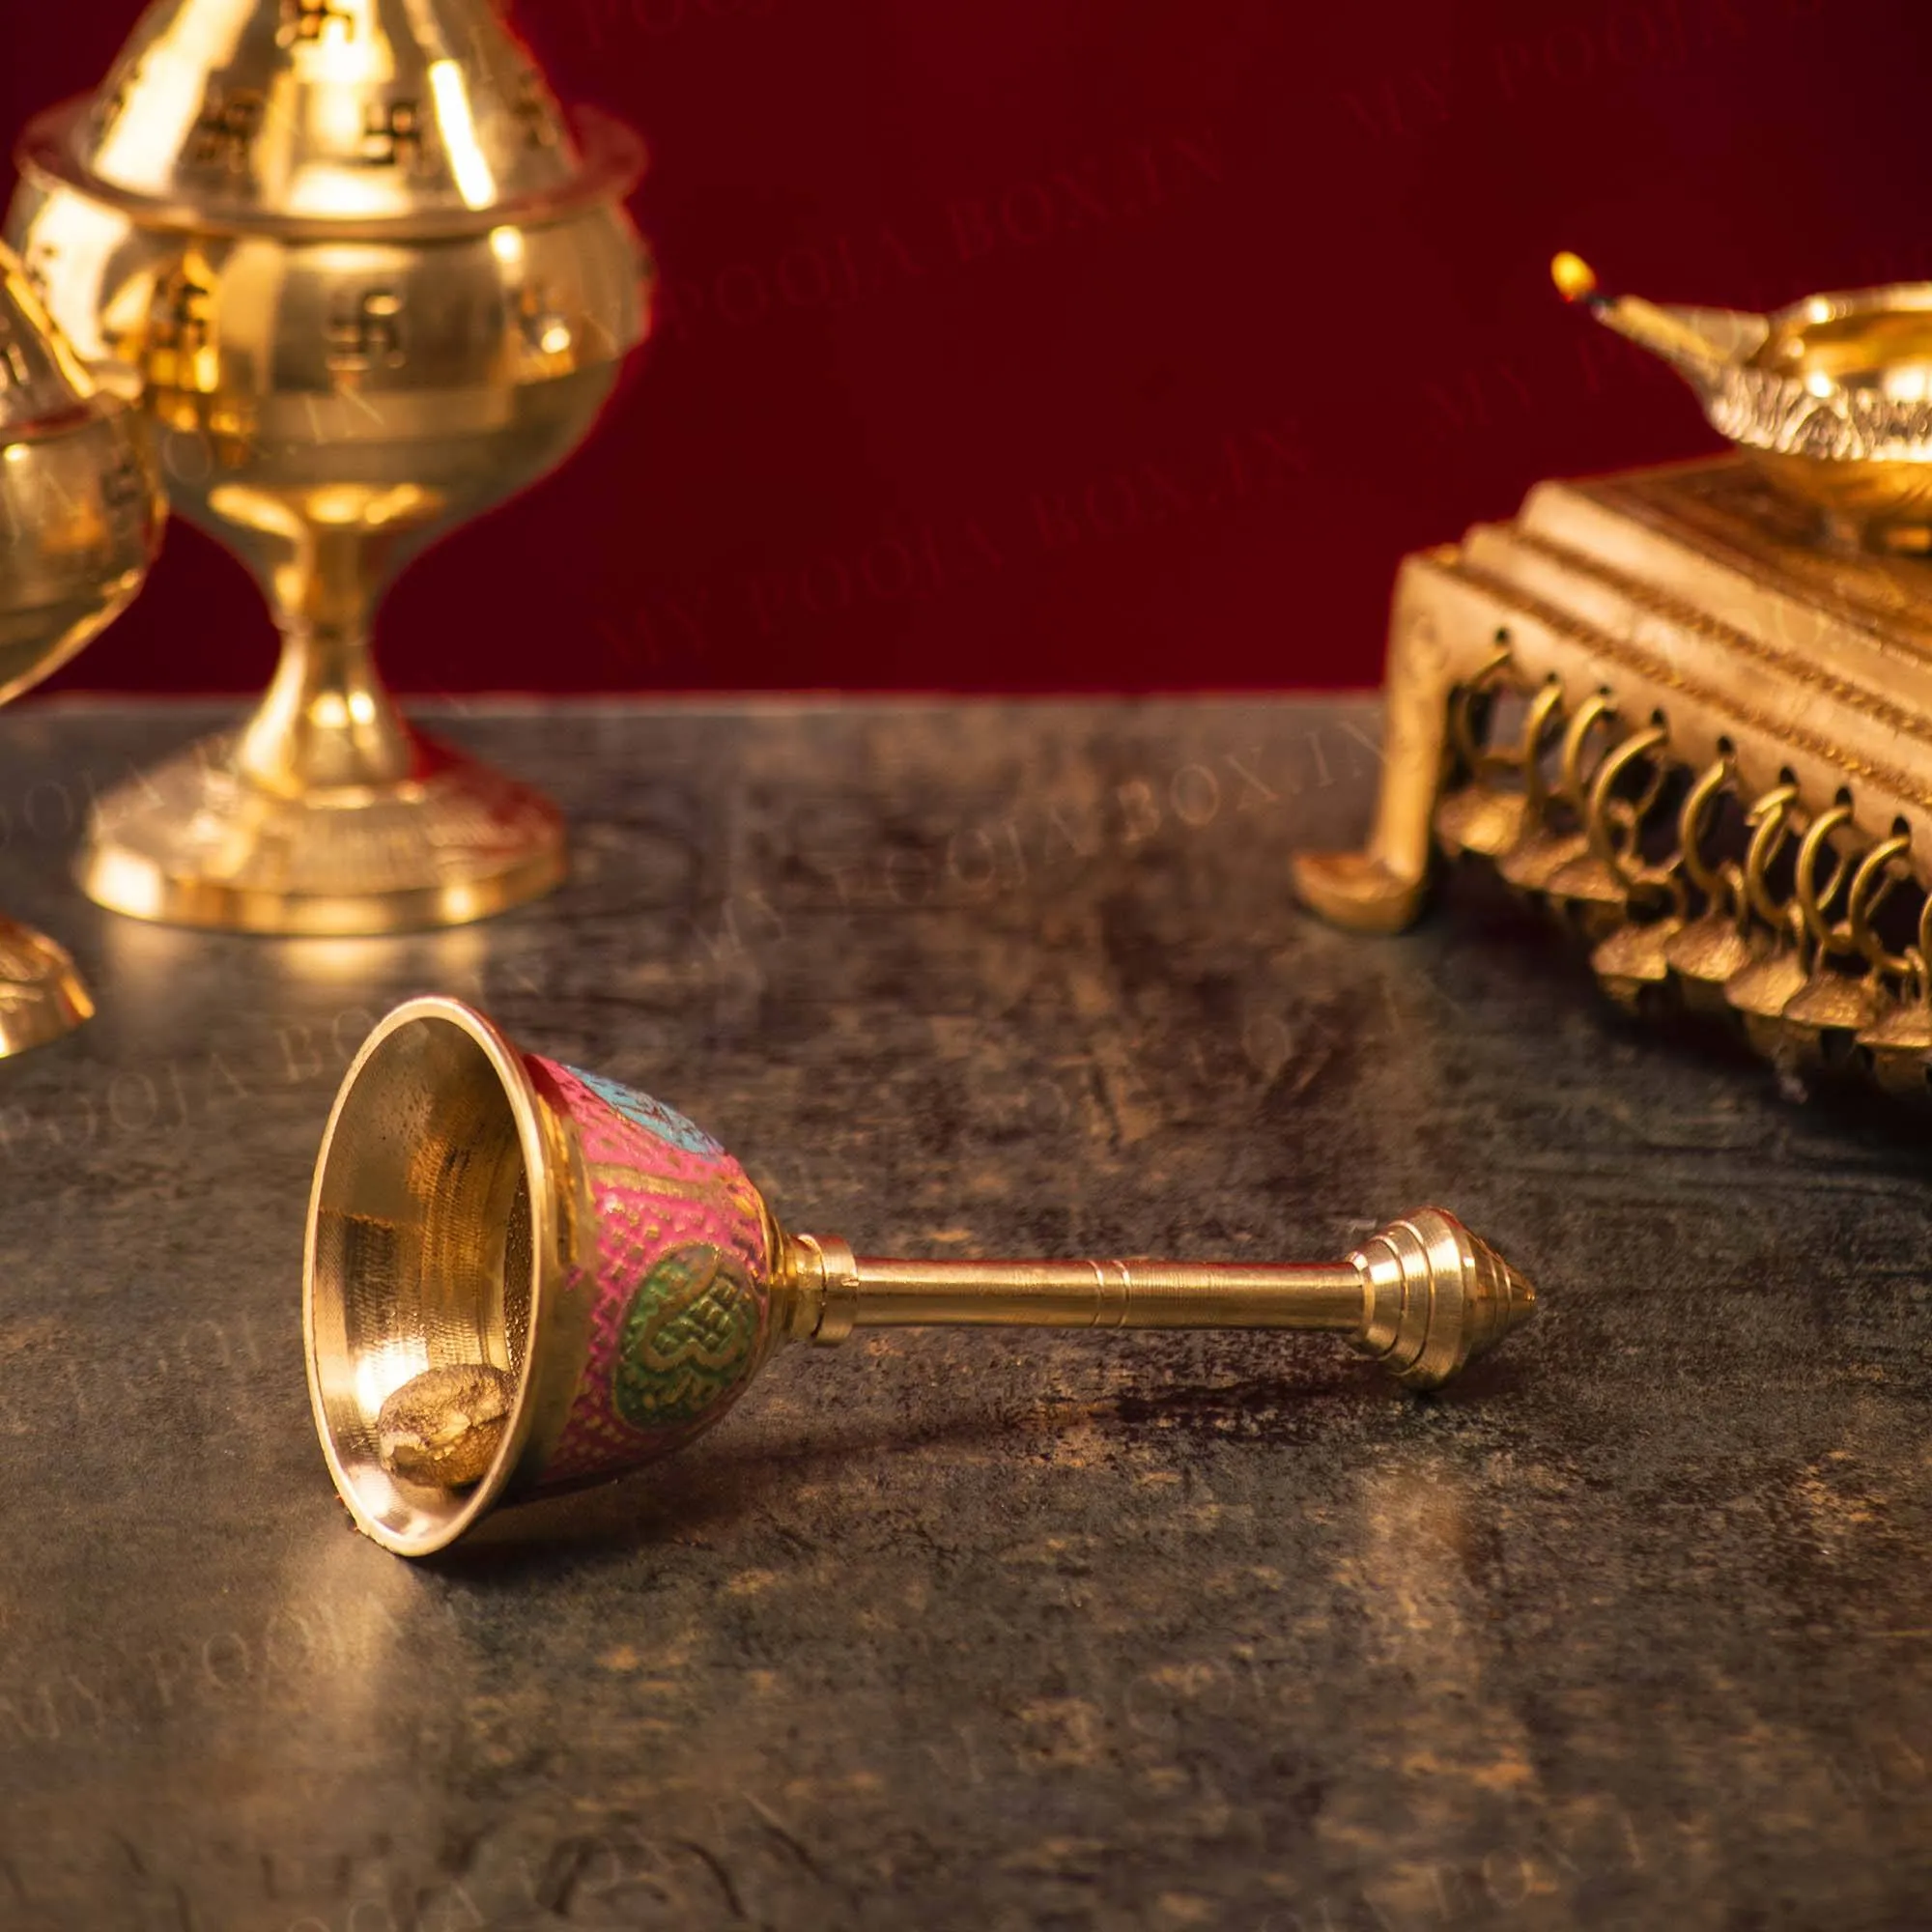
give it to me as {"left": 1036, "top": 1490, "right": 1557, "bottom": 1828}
{"left": 0, "top": 697, "right": 1927, "bottom": 1932}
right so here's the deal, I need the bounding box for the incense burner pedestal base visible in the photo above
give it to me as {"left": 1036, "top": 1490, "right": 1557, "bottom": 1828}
{"left": 78, "top": 732, "right": 567, "bottom": 937}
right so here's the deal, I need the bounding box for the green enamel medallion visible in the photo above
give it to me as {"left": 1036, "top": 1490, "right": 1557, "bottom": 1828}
{"left": 613, "top": 1243, "right": 761, "bottom": 1430}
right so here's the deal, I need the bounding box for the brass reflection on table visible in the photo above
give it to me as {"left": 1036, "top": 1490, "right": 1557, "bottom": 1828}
{"left": 8, "top": 0, "right": 651, "bottom": 936}
{"left": 1293, "top": 256, "right": 1932, "bottom": 1105}
{"left": 304, "top": 997, "right": 1537, "bottom": 1557}
{"left": 0, "top": 244, "right": 165, "bottom": 1055}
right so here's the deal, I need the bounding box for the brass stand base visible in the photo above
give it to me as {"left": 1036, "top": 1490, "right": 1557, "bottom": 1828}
{"left": 0, "top": 916, "right": 93, "bottom": 1056}
{"left": 78, "top": 733, "right": 567, "bottom": 936}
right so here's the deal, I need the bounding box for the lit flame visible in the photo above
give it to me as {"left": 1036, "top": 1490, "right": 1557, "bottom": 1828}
{"left": 1550, "top": 251, "right": 1598, "bottom": 303}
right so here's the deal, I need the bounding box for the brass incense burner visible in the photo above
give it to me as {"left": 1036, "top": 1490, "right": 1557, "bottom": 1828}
{"left": 1295, "top": 259, "right": 1932, "bottom": 1104}
{"left": 8, "top": 0, "right": 650, "bottom": 935}
{"left": 0, "top": 243, "right": 165, "bottom": 1055}
{"left": 304, "top": 998, "right": 1536, "bottom": 1557}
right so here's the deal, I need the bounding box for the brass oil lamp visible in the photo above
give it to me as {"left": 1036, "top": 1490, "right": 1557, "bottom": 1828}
{"left": 1555, "top": 249, "right": 1932, "bottom": 555}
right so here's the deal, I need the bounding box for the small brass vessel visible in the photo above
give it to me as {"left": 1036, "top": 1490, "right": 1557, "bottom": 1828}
{"left": 0, "top": 243, "right": 165, "bottom": 1055}
{"left": 305, "top": 998, "right": 1538, "bottom": 1557}
{"left": 9, "top": 0, "right": 650, "bottom": 934}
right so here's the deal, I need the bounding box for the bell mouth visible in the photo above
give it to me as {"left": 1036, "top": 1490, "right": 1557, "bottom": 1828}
{"left": 303, "top": 997, "right": 567, "bottom": 1556}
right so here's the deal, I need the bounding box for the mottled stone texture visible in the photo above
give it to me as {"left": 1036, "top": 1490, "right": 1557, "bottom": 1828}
{"left": 0, "top": 697, "right": 1926, "bottom": 1932}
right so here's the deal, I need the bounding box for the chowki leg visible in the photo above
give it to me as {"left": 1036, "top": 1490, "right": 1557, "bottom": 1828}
{"left": 1290, "top": 556, "right": 1493, "bottom": 933}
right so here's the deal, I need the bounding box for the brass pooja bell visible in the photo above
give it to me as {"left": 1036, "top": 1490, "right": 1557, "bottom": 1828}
{"left": 0, "top": 243, "right": 165, "bottom": 1056}
{"left": 304, "top": 998, "right": 1538, "bottom": 1557}
{"left": 1544, "top": 720, "right": 1677, "bottom": 948}
{"left": 1774, "top": 804, "right": 1887, "bottom": 1068}
{"left": 1492, "top": 695, "right": 1611, "bottom": 900}
{"left": 1662, "top": 757, "right": 1767, "bottom": 1015}
{"left": 1431, "top": 657, "right": 1560, "bottom": 862}
{"left": 1293, "top": 252, "right": 1932, "bottom": 1109}
{"left": 1845, "top": 835, "right": 1932, "bottom": 1095}
{"left": 8, "top": 0, "right": 650, "bottom": 934}
{"left": 1715, "top": 784, "right": 1811, "bottom": 1063}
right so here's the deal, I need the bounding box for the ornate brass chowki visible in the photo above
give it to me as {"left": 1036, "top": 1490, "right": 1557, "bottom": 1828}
{"left": 0, "top": 243, "right": 165, "bottom": 1056}
{"left": 8, "top": 0, "right": 650, "bottom": 935}
{"left": 304, "top": 998, "right": 1537, "bottom": 1557}
{"left": 1298, "top": 257, "right": 1932, "bottom": 1098}
{"left": 1293, "top": 452, "right": 1932, "bottom": 1094}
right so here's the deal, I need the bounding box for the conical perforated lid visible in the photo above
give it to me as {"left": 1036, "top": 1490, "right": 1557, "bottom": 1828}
{"left": 0, "top": 243, "right": 105, "bottom": 440}
{"left": 20, "top": 0, "right": 639, "bottom": 239}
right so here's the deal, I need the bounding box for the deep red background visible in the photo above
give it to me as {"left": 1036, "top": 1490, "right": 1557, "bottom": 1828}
{"left": 9, "top": 0, "right": 1931, "bottom": 695}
